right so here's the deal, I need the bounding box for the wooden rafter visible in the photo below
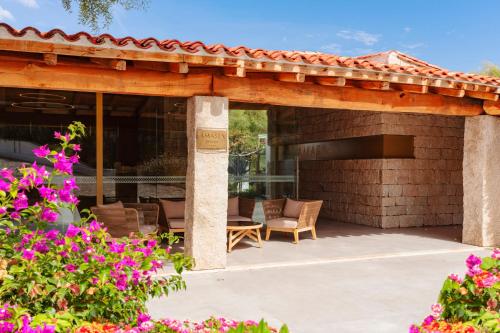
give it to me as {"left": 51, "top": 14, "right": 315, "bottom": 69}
{"left": 429, "top": 87, "right": 465, "bottom": 98}
{"left": 223, "top": 66, "right": 246, "bottom": 77}
{"left": 90, "top": 58, "right": 126, "bottom": 71}
{"left": 465, "top": 90, "right": 499, "bottom": 101}
{"left": 43, "top": 53, "right": 57, "bottom": 66}
{"left": 315, "top": 77, "right": 346, "bottom": 87}
{"left": 276, "top": 72, "right": 305, "bottom": 83}
{"left": 349, "top": 80, "right": 390, "bottom": 91}
{"left": 391, "top": 83, "right": 428, "bottom": 94}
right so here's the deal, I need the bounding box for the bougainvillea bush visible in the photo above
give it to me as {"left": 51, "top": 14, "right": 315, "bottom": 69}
{"left": 410, "top": 249, "right": 499, "bottom": 333}
{"left": 0, "top": 122, "right": 191, "bottom": 329}
{"left": 0, "top": 122, "right": 288, "bottom": 333}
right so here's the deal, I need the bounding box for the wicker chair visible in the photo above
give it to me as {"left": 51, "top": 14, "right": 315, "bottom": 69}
{"left": 91, "top": 202, "right": 159, "bottom": 239}
{"left": 227, "top": 197, "right": 256, "bottom": 222}
{"left": 262, "top": 198, "right": 323, "bottom": 244}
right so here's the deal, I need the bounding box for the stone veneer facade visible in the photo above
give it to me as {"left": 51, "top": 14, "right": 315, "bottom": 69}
{"left": 269, "top": 107, "right": 464, "bottom": 228}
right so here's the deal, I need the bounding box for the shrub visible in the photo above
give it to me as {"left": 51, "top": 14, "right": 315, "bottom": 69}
{"left": 0, "top": 122, "right": 191, "bottom": 327}
{"left": 410, "top": 249, "right": 499, "bottom": 333}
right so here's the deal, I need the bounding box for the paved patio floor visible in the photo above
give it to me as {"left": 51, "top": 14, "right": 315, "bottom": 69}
{"left": 150, "top": 221, "right": 488, "bottom": 333}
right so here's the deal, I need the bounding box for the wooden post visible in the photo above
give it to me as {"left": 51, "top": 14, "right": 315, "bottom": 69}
{"left": 96, "top": 92, "right": 104, "bottom": 205}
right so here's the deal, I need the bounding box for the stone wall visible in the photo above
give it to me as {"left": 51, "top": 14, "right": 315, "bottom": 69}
{"left": 269, "top": 107, "right": 465, "bottom": 228}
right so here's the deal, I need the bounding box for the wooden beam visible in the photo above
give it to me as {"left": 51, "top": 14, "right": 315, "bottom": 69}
{"left": 96, "top": 92, "right": 104, "bottom": 206}
{"left": 0, "top": 59, "right": 212, "bottom": 96}
{"left": 315, "top": 77, "right": 346, "bottom": 87}
{"left": 350, "top": 80, "right": 390, "bottom": 90}
{"left": 213, "top": 75, "right": 482, "bottom": 116}
{"left": 483, "top": 100, "right": 500, "bottom": 115}
{"left": 391, "top": 83, "right": 428, "bottom": 94}
{"left": 464, "top": 90, "right": 499, "bottom": 101}
{"left": 429, "top": 87, "right": 465, "bottom": 98}
{"left": 169, "top": 62, "right": 189, "bottom": 74}
{"left": 43, "top": 53, "right": 57, "bottom": 66}
{"left": 90, "top": 58, "right": 127, "bottom": 71}
{"left": 223, "top": 66, "right": 246, "bottom": 77}
{"left": 277, "top": 72, "right": 305, "bottom": 83}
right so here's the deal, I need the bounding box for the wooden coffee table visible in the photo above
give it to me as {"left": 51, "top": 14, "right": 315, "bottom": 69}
{"left": 226, "top": 221, "right": 263, "bottom": 252}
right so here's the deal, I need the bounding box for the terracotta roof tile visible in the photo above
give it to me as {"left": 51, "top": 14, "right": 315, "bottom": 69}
{"left": 1, "top": 23, "right": 499, "bottom": 87}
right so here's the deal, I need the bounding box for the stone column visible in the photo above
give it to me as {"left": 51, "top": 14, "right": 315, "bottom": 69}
{"left": 185, "top": 96, "right": 229, "bottom": 269}
{"left": 463, "top": 116, "right": 500, "bottom": 247}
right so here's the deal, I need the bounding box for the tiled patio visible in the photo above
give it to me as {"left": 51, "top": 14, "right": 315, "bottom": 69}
{"left": 152, "top": 221, "right": 486, "bottom": 333}
{"left": 169, "top": 219, "right": 477, "bottom": 270}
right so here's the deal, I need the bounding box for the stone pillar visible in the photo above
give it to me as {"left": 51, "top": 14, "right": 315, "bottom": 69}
{"left": 185, "top": 96, "right": 229, "bottom": 269}
{"left": 463, "top": 116, "right": 500, "bottom": 247}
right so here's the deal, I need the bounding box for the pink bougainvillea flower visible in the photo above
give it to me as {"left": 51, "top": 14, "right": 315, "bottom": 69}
{"left": 0, "top": 168, "right": 14, "bottom": 182}
{"left": 88, "top": 220, "right": 102, "bottom": 232}
{"left": 408, "top": 325, "right": 421, "bottom": 333}
{"left": 33, "top": 240, "right": 49, "bottom": 254}
{"left": 22, "top": 249, "right": 35, "bottom": 261}
{"left": 63, "top": 178, "right": 78, "bottom": 191}
{"left": 45, "top": 229, "right": 59, "bottom": 240}
{"left": 38, "top": 186, "right": 57, "bottom": 202}
{"left": 65, "top": 264, "right": 77, "bottom": 273}
{"left": 465, "top": 254, "right": 482, "bottom": 269}
{"left": 0, "top": 180, "right": 10, "bottom": 192}
{"left": 65, "top": 224, "right": 80, "bottom": 238}
{"left": 0, "top": 305, "right": 11, "bottom": 321}
{"left": 33, "top": 144, "right": 51, "bottom": 158}
{"left": 492, "top": 248, "right": 500, "bottom": 259}
{"left": 70, "top": 242, "right": 80, "bottom": 253}
{"left": 72, "top": 144, "right": 81, "bottom": 151}
{"left": 93, "top": 255, "right": 106, "bottom": 263}
{"left": 448, "top": 273, "right": 463, "bottom": 284}
{"left": 109, "top": 241, "right": 126, "bottom": 254}
{"left": 40, "top": 207, "right": 58, "bottom": 223}
{"left": 0, "top": 207, "right": 7, "bottom": 216}
{"left": 13, "top": 193, "right": 28, "bottom": 211}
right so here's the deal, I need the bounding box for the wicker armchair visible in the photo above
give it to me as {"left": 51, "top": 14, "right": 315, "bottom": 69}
{"left": 262, "top": 198, "right": 323, "bottom": 244}
{"left": 91, "top": 202, "right": 159, "bottom": 239}
{"left": 227, "top": 197, "right": 256, "bottom": 222}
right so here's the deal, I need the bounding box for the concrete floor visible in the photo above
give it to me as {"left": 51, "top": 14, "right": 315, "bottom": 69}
{"left": 150, "top": 221, "right": 487, "bottom": 333}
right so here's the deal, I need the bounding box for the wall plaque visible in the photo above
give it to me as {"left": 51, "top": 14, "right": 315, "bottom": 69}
{"left": 196, "top": 128, "right": 228, "bottom": 151}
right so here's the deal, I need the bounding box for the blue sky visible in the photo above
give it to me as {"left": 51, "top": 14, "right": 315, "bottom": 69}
{"left": 0, "top": 0, "right": 499, "bottom": 72}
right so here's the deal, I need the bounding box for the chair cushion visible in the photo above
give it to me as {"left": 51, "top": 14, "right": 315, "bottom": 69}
{"left": 139, "top": 224, "right": 157, "bottom": 235}
{"left": 160, "top": 200, "right": 185, "bottom": 219}
{"left": 227, "top": 215, "right": 252, "bottom": 222}
{"left": 267, "top": 217, "right": 298, "bottom": 229}
{"left": 283, "top": 199, "right": 304, "bottom": 218}
{"left": 168, "top": 218, "right": 185, "bottom": 229}
{"left": 97, "top": 201, "right": 124, "bottom": 209}
{"left": 227, "top": 197, "right": 239, "bottom": 216}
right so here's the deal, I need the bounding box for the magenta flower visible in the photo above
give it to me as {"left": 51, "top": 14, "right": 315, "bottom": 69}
{"left": 137, "top": 312, "right": 151, "bottom": 325}
{"left": 93, "top": 255, "right": 106, "bottom": 263}
{"left": 65, "top": 224, "right": 80, "bottom": 238}
{"left": 492, "top": 248, "right": 500, "bottom": 259}
{"left": 38, "top": 186, "right": 57, "bottom": 202}
{"left": 65, "top": 264, "right": 77, "bottom": 273}
{"left": 0, "top": 180, "right": 10, "bottom": 192}
{"left": 33, "top": 240, "right": 49, "bottom": 253}
{"left": 41, "top": 207, "right": 58, "bottom": 223}
{"left": 45, "top": 230, "right": 59, "bottom": 240}
{"left": 0, "top": 168, "right": 14, "bottom": 182}
{"left": 0, "top": 305, "right": 11, "bottom": 320}
{"left": 72, "top": 144, "right": 81, "bottom": 151}
{"left": 13, "top": 193, "right": 28, "bottom": 211}
{"left": 58, "top": 251, "right": 68, "bottom": 258}
{"left": 448, "top": 273, "right": 463, "bottom": 284}
{"left": 409, "top": 325, "right": 421, "bottom": 333}
{"left": 33, "top": 144, "right": 51, "bottom": 158}
{"left": 70, "top": 242, "right": 80, "bottom": 252}
{"left": 0, "top": 207, "right": 7, "bottom": 215}
{"left": 22, "top": 249, "right": 35, "bottom": 261}
{"left": 88, "top": 220, "right": 102, "bottom": 232}
{"left": 0, "top": 321, "right": 14, "bottom": 333}
{"left": 58, "top": 188, "right": 77, "bottom": 204}
{"left": 466, "top": 254, "right": 482, "bottom": 269}
{"left": 109, "top": 241, "right": 126, "bottom": 254}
